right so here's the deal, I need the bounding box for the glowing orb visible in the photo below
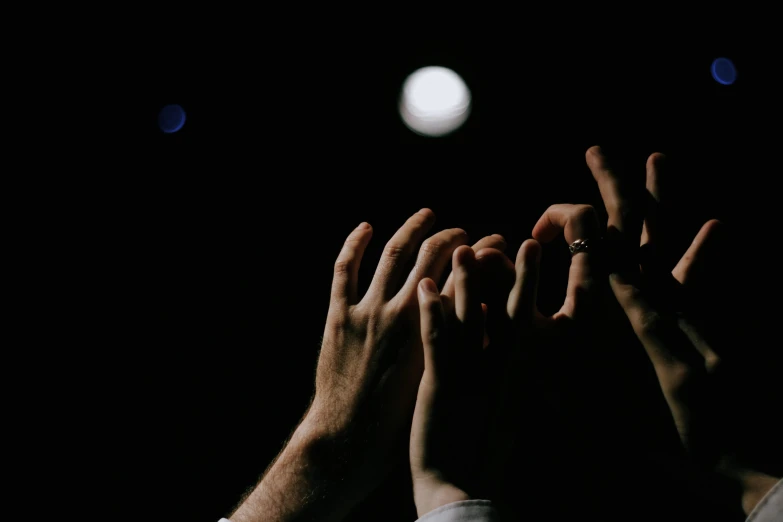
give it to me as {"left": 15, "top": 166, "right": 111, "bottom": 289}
{"left": 711, "top": 58, "right": 737, "bottom": 86}
{"left": 399, "top": 66, "right": 471, "bottom": 137}
{"left": 159, "top": 104, "right": 187, "bottom": 133}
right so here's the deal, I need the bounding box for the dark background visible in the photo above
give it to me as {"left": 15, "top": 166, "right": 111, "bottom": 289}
{"left": 95, "top": 19, "right": 781, "bottom": 522}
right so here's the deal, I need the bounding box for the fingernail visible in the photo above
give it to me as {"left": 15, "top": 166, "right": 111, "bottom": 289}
{"left": 419, "top": 278, "right": 438, "bottom": 294}
{"left": 357, "top": 222, "right": 370, "bottom": 230}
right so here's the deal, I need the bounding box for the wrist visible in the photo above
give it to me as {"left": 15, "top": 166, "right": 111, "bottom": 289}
{"left": 413, "top": 475, "right": 472, "bottom": 518}
{"left": 231, "top": 419, "right": 356, "bottom": 522}
{"left": 735, "top": 470, "right": 780, "bottom": 516}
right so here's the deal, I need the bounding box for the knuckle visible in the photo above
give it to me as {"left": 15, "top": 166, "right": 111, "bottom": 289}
{"left": 424, "top": 324, "right": 443, "bottom": 345}
{"left": 635, "top": 308, "right": 663, "bottom": 337}
{"left": 663, "top": 362, "right": 694, "bottom": 391}
{"left": 419, "top": 237, "right": 446, "bottom": 257}
{"left": 382, "top": 243, "right": 406, "bottom": 260}
{"left": 333, "top": 258, "right": 353, "bottom": 275}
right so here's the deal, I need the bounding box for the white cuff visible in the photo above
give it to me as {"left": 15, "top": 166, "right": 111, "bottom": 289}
{"left": 746, "top": 478, "right": 783, "bottom": 522}
{"left": 416, "top": 499, "right": 501, "bottom": 522}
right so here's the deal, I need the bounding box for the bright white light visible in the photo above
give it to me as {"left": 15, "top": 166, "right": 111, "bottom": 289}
{"left": 399, "top": 66, "right": 471, "bottom": 137}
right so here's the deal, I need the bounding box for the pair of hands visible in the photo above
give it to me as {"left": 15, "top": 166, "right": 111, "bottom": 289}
{"left": 410, "top": 147, "right": 733, "bottom": 515}
{"left": 231, "top": 147, "right": 774, "bottom": 522}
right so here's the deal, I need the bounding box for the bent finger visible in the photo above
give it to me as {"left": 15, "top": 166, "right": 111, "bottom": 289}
{"left": 398, "top": 227, "right": 470, "bottom": 304}
{"left": 532, "top": 204, "right": 600, "bottom": 320}
{"left": 442, "top": 234, "right": 507, "bottom": 300}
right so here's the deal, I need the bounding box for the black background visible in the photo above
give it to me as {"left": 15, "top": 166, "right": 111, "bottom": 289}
{"left": 91, "top": 17, "right": 781, "bottom": 522}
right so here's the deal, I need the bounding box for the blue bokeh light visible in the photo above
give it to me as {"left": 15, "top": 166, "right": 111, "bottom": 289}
{"left": 711, "top": 58, "right": 737, "bottom": 86}
{"left": 159, "top": 104, "right": 186, "bottom": 133}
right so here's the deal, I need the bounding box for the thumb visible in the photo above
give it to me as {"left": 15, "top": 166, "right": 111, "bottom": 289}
{"left": 418, "top": 278, "right": 447, "bottom": 382}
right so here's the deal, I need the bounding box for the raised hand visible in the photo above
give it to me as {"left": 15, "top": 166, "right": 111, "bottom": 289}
{"left": 585, "top": 146, "right": 780, "bottom": 515}
{"left": 231, "top": 209, "right": 508, "bottom": 522}
{"left": 410, "top": 246, "right": 487, "bottom": 517}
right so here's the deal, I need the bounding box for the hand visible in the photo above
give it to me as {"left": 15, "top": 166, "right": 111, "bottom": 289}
{"left": 231, "top": 209, "right": 507, "bottom": 522}
{"left": 585, "top": 145, "right": 780, "bottom": 514}
{"left": 409, "top": 246, "right": 488, "bottom": 517}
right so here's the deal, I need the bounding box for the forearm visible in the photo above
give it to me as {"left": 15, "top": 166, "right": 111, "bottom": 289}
{"left": 230, "top": 420, "right": 358, "bottom": 522}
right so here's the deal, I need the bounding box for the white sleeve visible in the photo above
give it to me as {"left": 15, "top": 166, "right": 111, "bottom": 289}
{"left": 746, "top": 478, "right": 783, "bottom": 522}
{"left": 415, "top": 500, "right": 502, "bottom": 522}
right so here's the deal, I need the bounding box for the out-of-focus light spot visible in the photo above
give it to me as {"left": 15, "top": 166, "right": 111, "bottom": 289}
{"left": 711, "top": 58, "right": 737, "bottom": 85}
{"left": 159, "top": 104, "right": 186, "bottom": 133}
{"left": 400, "top": 66, "right": 471, "bottom": 137}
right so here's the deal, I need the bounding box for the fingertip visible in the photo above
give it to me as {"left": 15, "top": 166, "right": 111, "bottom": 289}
{"left": 518, "top": 238, "right": 542, "bottom": 264}
{"left": 704, "top": 218, "right": 723, "bottom": 230}
{"left": 417, "top": 208, "right": 436, "bottom": 220}
{"left": 586, "top": 145, "right": 604, "bottom": 163}
{"left": 356, "top": 221, "right": 372, "bottom": 231}
{"left": 491, "top": 234, "right": 507, "bottom": 249}
{"left": 647, "top": 152, "right": 666, "bottom": 168}
{"left": 418, "top": 277, "right": 439, "bottom": 296}
{"left": 531, "top": 214, "right": 556, "bottom": 243}
{"left": 695, "top": 219, "right": 726, "bottom": 245}
{"left": 453, "top": 244, "right": 476, "bottom": 267}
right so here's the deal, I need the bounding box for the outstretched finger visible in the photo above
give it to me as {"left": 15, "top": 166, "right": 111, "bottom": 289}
{"left": 672, "top": 219, "right": 725, "bottom": 289}
{"left": 330, "top": 222, "right": 373, "bottom": 309}
{"left": 586, "top": 145, "right": 645, "bottom": 247}
{"left": 640, "top": 152, "right": 665, "bottom": 250}
{"left": 367, "top": 208, "right": 436, "bottom": 303}
{"left": 452, "top": 246, "right": 485, "bottom": 355}
{"left": 417, "top": 278, "right": 448, "bottom": 383}
{"left": 506, "top": 239, "right": 542, "bottom": 326}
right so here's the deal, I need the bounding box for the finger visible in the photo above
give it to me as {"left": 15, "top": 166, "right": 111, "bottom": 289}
{"left": 609, "top": 272, "right": 703, "bottom": 371}
{"left": 507, "top": 239, "right": 542, "bottom": 325}
{"left": 442, "top": 234, "right": 507, "bottom": 300}
{"left": 452, "top": 246, "right": 484, "bottom": 353}
{"left": 330, "top": 222, "right": 373, "bottom": 309}
{"left": 532, "top": 204, "right": 600, "bottom": 320}
{"left": 671, "top": 220, "right": 725, "bottom": 289}
{"left": 586, "top": 145, "right": 644, "bottom": 246}
{"left": 474, "top": 248, "right": 516, "bottom": 309}
{"left": 366, "top": 208, "right": 436, "bottom": 302}
{"left": 677, "top": 316, "right": 722, "bottom": 373}
{"left": 640, "top": 152, "right": 665, "bottom": 249}
{"left": 481, "top": 303, "right": 490, "bottom": 349}
{"left": 474, "top": 248, "right": 516, "bottom": 345}
{"left": 398, "top": 227, "right": 470, "bottom": 303}
{"left": 417, "top": 277, "right": 448, "bottom": 382}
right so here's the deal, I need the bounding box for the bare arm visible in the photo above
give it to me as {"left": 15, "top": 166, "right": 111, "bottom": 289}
{"left": 230, "top": 417, "right": 356, "bottom": 522}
